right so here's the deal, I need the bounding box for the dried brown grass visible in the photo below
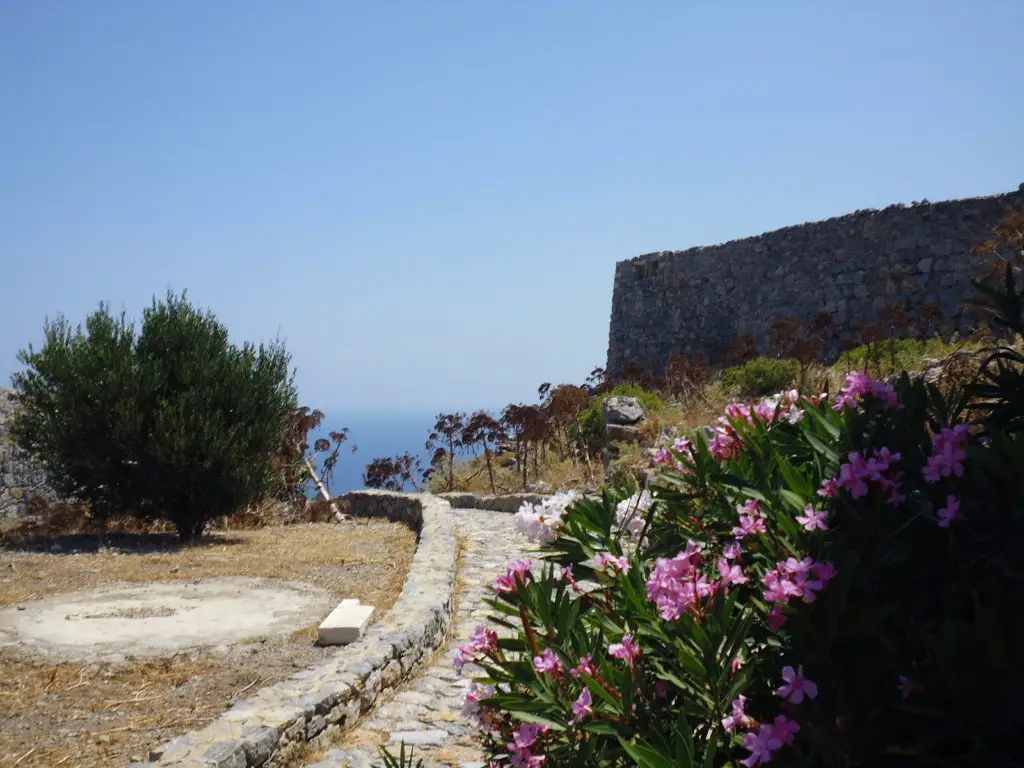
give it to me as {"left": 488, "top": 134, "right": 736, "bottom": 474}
{"left": 0, "top": 521, "right": 416, "bottom": 767}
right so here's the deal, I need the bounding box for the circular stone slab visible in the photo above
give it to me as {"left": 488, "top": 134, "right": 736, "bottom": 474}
{"left": 0, "top": 576, "right": 335, "bottom": 663}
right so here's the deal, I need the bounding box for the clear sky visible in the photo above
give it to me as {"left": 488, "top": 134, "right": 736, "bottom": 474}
{"left": 1, "top": 1, "right": 1021, "bottom": 416}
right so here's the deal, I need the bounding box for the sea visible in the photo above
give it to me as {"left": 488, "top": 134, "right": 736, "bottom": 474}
{"left": 304, "top": 411, "right": 441, "bottom": 495}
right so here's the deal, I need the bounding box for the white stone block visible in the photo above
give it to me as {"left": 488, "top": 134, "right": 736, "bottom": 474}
{"left": 316, "top": 599, "right": 374, "bottom": 646}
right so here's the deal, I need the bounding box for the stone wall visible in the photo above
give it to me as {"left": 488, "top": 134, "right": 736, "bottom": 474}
{"left": 607, "top": 185, "right": 1024, "bottom": 375}
{"left": 0, "top": 389, "right": 56, "bottom": 526}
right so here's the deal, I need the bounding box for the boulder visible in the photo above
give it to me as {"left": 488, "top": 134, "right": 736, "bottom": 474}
{"left": 606, "top": 423, "right": 642, "bottom": 443}
{"left": 602, "top": 396, "right": 645, "bottom": 425}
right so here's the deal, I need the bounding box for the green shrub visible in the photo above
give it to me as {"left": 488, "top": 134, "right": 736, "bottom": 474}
{"left": 720, "top": 356, "right": 799, "bottom": 396}
{"left": 835, "top": 335, "right": 973, "bottom": 378}
{"left": 11, "top": 291, "right": 296, "bottom": 541}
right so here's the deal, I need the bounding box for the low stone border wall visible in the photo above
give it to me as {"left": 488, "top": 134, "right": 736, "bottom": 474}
{"left": 438, "top": 492, "right": 545, "bottom": 513}
{"left": 135, "top": 491, "right": 457, "bottom": 768}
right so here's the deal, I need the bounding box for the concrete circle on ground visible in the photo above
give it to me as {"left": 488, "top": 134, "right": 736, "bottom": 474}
{"left": 0, "top": 576, "right": 335, "bottom": 663}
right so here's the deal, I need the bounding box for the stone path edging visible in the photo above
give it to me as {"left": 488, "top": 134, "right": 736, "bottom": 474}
{"left": 135, "top": 491, "right": 457, "bottom": 768}
{"left": 437, "top": 492, "right": 545, "bottom": 514}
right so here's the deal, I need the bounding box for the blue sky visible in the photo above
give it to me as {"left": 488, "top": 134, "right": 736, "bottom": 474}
{"left": 1, "top": 1, "right": 1021, "bottom": 417}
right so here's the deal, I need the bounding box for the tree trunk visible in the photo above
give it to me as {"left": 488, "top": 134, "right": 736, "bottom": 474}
{"left": 484, "top": 444, "right": 496, "bottom": 494}
{"left": 304, "top": 455, "right": 342, "bottom": 518}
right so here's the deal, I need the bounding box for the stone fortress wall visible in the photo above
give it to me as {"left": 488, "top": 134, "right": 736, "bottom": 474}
{"left": 606, "top": 184, "right": 1024, "bottom": 375}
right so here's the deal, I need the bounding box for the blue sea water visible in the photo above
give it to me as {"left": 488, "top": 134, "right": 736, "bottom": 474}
{"left": 305, "top": 411, "right": 438, "bottom": 495}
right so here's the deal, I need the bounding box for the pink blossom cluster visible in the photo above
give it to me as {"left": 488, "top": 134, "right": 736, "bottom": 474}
{"left": 832, "top": 372, "right": 903, "bottom": 412}
{"left": 724, "top": 665, "right": 818, "bottom": 766}
{"left": 708, "top": 393, "right": 805, "bottom": 461}
{"left": 645, "top": 541, "right": 713, "bottom": 620}
{"left": 494, "top": 559, "right": 533, "bottom": 594}
{"left": 569, "top": 653, "right": 596, "bottom": 678}
{"left": 533, "top": 648, "right": 565, "bottom": 676}
{"left": 461, "top": 681, "right": 496, "bottom": 719}
{"left": 653, "top": 436, "right": 695, "bottom": 471}
{"left": 593, "top": 551, "right": 631, "bottom": 574}
{"left": 608, "top": 633, "right": 641, "bottom": 667}
{"left": 454, "top": 624, "right": 498, "bottom": 675}
{"left": 834, "top": 447, "right": 906, "bottom": 505}
{"left": 569, "top": 687, "right": 593, "bottom": 725}
{"left": 508, "top": 722, "right": 549, "bottom": 767}
{"left": 732, "top": 499, "right": 767, "bottom": 539}
{"left": 724, "top": 697, "right": 800, "bottom": 767}
{"left": 923, "top": 424, "right": 968, "bottom": 483}
{"left": 762, "top": 557, "right": 836, "bottom": 611}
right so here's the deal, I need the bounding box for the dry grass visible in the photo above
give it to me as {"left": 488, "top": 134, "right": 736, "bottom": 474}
{"left": 438, "top": 451, "right": 598, "bottom": 495}
{"left": 0, "top": 521, "right": 417, "bottom": 768}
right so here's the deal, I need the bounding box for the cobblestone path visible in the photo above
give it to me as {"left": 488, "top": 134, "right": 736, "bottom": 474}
{"left": 306, "top": 508, "right": 530, "bottom": 768}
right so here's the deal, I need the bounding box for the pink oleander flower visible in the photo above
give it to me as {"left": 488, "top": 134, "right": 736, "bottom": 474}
{"left": 556, "top": 564, "right": 575, "bottom": 584}
{"left": 718, "top": 557, "right": 748, "bottom": 586}
{"left": 836, "top": 451, "right": 871, "bottom": 497}
{"left": 796, "top": 504, "right": 828, "bottom": 532}
{"left": 777, "top": 664, "right": 818, "bottom": 704}
{"left": 818, "top": 477, "right": 839, "bottom": 497}
{"left": 594, "top": 551, "right": 631, "bottom": 574}
{"left": 723, "top": 541, "right": 742, "bottom": 560}
{"left": 762, "top": 557, "right": 833, "bottom": 607}
{"left": 494, "top": 559, "right": 533, "bottom": 594}
{"left": 766, "top": 605, "right": 787, "bottom": 631}
{"left": 673, "top": 436, "right": 694, "bottom": 456}
{"left": 732, "top": 499, "right": 767, "bottom": 539}
{"left": 569, "top": 654, "right": 596, "bottom": 679}
{"left": 923, "top": 425, "right": 968, "bottom": 483}
{"left": 533, "top": 648, "right": 565, "bottom": 676}
{"left": 569, "top": 688, "right": 593, "bottom": 725}
{"left": 646, "top": 541, "right": 712, "bottom": 620}
{"left": 722, "top": 695, "right": 755, "bottom": 733}
{"left": 509, "top": 723, "right": 549, "bottom": 768}
{"left": 731, "top": 655, "right": 744, "bottom": 675}
{"left": 771, "top": 714, "right": 800, "bottom": 746}
{"left": 455, "top": 624, "right": 499, "bottom": 674}
{"left": 835, "top": 447, "right": 905, "bottom": 503}
{"left": 937, "top": 494, "right": 959, "bottom": 528}
{"left": 832, "top": 372, "right": 903, "bottom": 412}
{"left": 742, "top": 723, "right": 783, "bottom": 767}
{"left": 461, "top": 681, "right": 496, "bottom": 718}
{"left": 609, "top": 633, "right": 641, "bottom": 667}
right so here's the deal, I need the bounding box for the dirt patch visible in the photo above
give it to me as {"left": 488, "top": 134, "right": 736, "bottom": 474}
{"left": 0, "top": 521, "right": 417, "bottom": 767}
{"left": 0, "top": 577, "right": 335, "bottom": 663}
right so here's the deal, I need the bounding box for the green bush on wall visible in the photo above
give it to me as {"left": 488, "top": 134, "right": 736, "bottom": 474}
{"left": 11, "top": 291, "right": 297, "bottom": 541}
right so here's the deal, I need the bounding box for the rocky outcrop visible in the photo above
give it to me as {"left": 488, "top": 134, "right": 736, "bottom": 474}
{"left": 603, "top": 396, "right": 646, "bottom": 444}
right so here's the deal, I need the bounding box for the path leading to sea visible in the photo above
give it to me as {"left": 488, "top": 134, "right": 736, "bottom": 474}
{"left": 305, "top": 508, "right": 529, "bottom": 768}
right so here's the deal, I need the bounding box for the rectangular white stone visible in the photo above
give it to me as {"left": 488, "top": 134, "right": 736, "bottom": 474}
{"left": 317, "top": 599, "right": 374, "bottom": 646}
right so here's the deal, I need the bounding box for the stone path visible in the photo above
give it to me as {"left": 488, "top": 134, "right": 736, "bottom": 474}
{"left": 305, "top": 508, "right": 530, "bottom": 768}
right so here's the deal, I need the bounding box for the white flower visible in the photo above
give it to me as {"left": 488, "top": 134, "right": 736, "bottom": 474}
{"left": 615, "top": 490, "right": 654, "bottom": 541}
{"left": 513, "top": 490, "right": 581, "bottom": 544}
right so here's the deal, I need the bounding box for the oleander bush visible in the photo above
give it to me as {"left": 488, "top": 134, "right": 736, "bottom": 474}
{"left": 453, "top": 359, "right": 1024, "bottom": 766}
